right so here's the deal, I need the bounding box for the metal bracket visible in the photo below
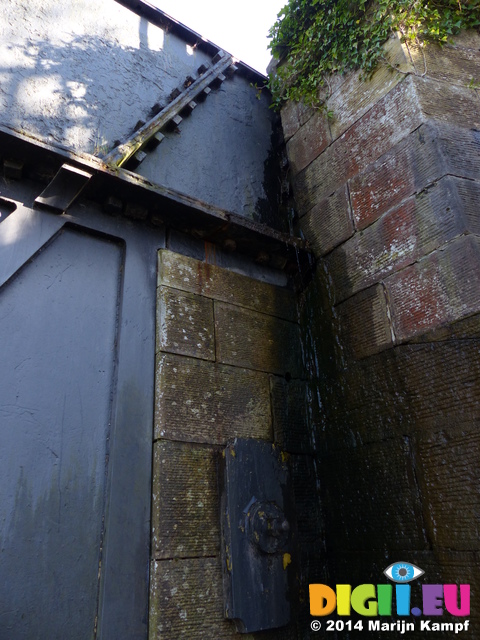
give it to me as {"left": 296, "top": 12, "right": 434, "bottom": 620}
{"left": 220, "top": 438, "right": 297, "bottom": 633}
{"left": 35, "top": 163, "right": 92, "bottom": 214}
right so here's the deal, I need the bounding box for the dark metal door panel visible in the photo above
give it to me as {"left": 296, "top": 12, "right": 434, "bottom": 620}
{"left": 0, "top": 226, "right": 124, "bottom": 640}
{"left": 0, "top": 205, "right": 65, "bottom": 288}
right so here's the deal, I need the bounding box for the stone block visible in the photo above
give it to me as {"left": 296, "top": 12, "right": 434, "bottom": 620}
{"left": 414, "top": 74, "right": 480, "bottom": 131}
{"left": 394, "top": 342, "right": 480, "bottom": 430}
{"left": 280, "top": 100, "right": 315, "bottom": 142}
{"left": 322, "top": 437, "right": 427, "bottom": 554}
{"left": 411, "top": 309, "right": 480, "bottom": 343}
{"left": 286, "top": 110, "right": 331, "bottom": 174}
{"left": 158, "top": 250, "right": 296, "bottom": 321}
{"left": 327, "top": 176, "right": 475, "bottom": 303}
{"left": 293, "top": 76, "right": 423, "bottom": 215}
{"left": 415, "top": 425, "right": 480, "bottom": 551}
{"left": 156, "top": 286, "right": 215, "bottom": 361}
{"left": 290, "top": 454, "right": 323, "bottom": 545}
{"left": 214, "top": 301, "right": 303, "bottom": 378}
{"left": 328, "top": 338, "right": 480, "bottom": 448}
{"left": 405, "top": 39, "right": 480, "bottom": 88}
{"left": 350, "top": 123, "right": 480, "bottom": 231}
{"left": 270, "top": 377, "right": 316, "bottom": 454}
{"left": 337, "top": 284, "right": 394, "bottom": 358}
{"left": 453, "top": 176, "right": 480, "bottom": 234}
{"left": 154, "top": 353, "right": 272, "bottom": 444}
{"left": 327, "top": 34, "right": 413, "bottom": 141}
{"left": 299, "top": 184, "right": 354, "bottom": 256}
{"left": 149, "top": 557, "right": 299, "bottom": 640}
{"left": 349, "top": 124, "right": 443, "bottom": 230}
{"left": 438, "top": 125, "right": 480, "bottom": 181}
{"left": 386, "top": 235, "right": 480, "bottom": 342}
{"left": 448, "top": 28, "right": 480, "bottom": 50}
{"left": 151, "top": 440, "right": 219, "bottom": 560}
{"left": 149, "top": 557, "right": 237, "bottom": 640}
{"left": 280, "top": 101, "right": 301, "bottom": 143}
{"left": 425, "top": 550, "right": 480, "bottom": 629}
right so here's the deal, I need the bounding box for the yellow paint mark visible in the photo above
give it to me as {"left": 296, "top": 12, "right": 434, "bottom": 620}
{"left": 226, "top": 546, "right": 232, "bottom": 571}
{"left": 280, "top": 451, "right": 290, "bottom": 463}
{"left": 283, "top": 553, "right": 292, "bottom": 570}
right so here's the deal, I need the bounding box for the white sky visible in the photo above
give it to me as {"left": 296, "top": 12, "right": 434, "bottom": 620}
{"left": 150, "top": 0, "right": 287, "bottom": 74}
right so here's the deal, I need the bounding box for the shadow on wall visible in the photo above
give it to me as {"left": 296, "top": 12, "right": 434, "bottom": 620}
{"left": 0, "top": 15, "right": 210, "bottom": 155}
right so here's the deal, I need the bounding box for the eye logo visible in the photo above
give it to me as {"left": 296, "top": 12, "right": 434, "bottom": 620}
{"left": 384, "top": 561, "right": 424, "bottom": 583}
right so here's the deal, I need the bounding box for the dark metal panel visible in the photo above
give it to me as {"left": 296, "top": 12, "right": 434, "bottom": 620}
{"left": 0, "top": 226, "right": 124, "bottom": 640}
{"left": 220, "top": 439, "right": 297, "bottom": 634}
{"left": 94, "top": 220, "right": 163, "bottom": 640}
{"left": 0, "top": 181, "right": 165, "bottom": 637}
{"left": 0, "top": 205, "right": 65, "bottom": 287}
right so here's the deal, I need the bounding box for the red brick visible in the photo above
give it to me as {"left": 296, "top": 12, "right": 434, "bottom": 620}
{"left": 386, "top": 235, "right": 480, "bottom": 341}
{"left": 286, "top": 110, "right": 331, "bottom": 173}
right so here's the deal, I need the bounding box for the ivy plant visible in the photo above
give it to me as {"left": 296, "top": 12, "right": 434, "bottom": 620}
{"left": 267, "top": 0, "right": 480, "bottom": 109}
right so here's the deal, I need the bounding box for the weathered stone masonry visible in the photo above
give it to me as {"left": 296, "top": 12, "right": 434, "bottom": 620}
{"left": 282, "top": 31, "right": 480, "bottom": 636}
{"left": 149, "top": 250, "right": 323, "bottom": 639}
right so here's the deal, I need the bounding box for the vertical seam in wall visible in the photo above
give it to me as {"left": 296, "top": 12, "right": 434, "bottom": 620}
{"left": 212, "top": 298, "right": 217, "bottom": 363}
{"left": 406, "top": 434, "right": 434, "bottom": 551}
{"left": 268, "top": 373, "right": 275, "bottom": 444}
{"left": 381, "top": 280, "right": 397, "bottom": 346}
{"left": 345, "top": 179, "right": 357, "bottom": 233}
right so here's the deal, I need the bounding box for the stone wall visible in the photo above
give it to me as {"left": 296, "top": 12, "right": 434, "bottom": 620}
{"left": 282, "top": 31, "right": 480, "bottom": 634}
{"left": 149, "top": 250, "right": 323, "bottom": 639}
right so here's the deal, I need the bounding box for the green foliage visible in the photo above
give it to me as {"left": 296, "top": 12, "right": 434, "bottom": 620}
{"left": 267, "top": 0, "right": 480, "bottom": 108}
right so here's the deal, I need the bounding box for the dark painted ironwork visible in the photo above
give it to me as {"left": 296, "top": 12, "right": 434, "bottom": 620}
{"left": 35, "top": 163, "right": 92, "bottom": 213}
{"left": 0, "top": 190, "right": 164, "bottom": 640}
{"left": 220, "top": 438, "right": 297, "bottom": 634}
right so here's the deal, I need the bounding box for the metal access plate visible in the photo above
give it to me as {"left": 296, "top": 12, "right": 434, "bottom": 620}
{"left": 220, "top": 438, "right": 297, "bottom": 633}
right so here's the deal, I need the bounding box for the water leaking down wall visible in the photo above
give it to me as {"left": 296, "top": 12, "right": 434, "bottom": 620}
{"left": 282, "top": 31, "right": 480, "bottom": 637}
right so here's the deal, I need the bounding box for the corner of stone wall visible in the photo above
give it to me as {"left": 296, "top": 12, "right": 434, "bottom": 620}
{"left": 149, "top": 249, "right": 324, "bottom": 639}
{"left": 282, "top": 29, "right": 480, "bottom": 632}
